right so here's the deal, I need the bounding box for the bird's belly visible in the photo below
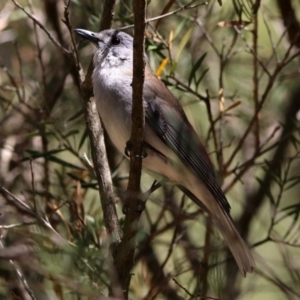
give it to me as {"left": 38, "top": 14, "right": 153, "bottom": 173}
{"left": 93, "top": 68, "right": 134, "bottom": 152}
{"left": 95, "top": 96, "right": 131, "bottom": 153}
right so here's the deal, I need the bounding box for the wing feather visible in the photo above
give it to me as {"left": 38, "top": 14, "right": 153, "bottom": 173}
{"left": 144, "top": 87, "right": 230, "bottom": 214}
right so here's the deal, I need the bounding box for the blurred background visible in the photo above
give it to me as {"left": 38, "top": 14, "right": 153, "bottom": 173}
{"left": 0, "top": 0, "right": 300, "bottom": 299}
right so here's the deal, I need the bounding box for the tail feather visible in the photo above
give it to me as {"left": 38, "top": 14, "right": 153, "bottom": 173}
{"left": 182, "top": 183, "right": 255, "bottom": 276}
{"left": 213, "top": 211, "right": 255, "bottom": 277}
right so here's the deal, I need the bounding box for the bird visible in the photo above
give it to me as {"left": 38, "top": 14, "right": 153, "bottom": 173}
{"left": 74, "top": 28, "right": 255, "bottom": 276}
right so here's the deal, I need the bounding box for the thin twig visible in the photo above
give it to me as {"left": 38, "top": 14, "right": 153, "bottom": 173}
{"left": 29, "top": 158, "right": 36, "bottom": 211}
{"left": 120, "top": 1, "right": 207, "bottom": 30}
{"left": 11, "top": 0, "right": 71, "bottom": 55}
{"left": 252, "top": 1, "right": 261, "bottom": 153}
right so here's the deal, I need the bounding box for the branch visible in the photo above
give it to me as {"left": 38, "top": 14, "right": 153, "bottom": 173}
{"left": 120, "top": 0, "right": 207, "bottom": 30}
{"left": 252, "top": 1, "right": 261, "bottom": 153}
{"left": 114, "top": 0, "right": 147, "bottom": 297}
{"left": 75, "top": 0, "right": 122, "bottom": 292}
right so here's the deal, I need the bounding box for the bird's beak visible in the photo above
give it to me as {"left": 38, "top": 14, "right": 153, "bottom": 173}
{"left": 74, "top": 28, "right": 100, "bottom": 44}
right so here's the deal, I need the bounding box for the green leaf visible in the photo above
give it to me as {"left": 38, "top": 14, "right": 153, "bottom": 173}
{"left": 290, "top": 135, "right": 300, "bottom": 150}
{"left": 281, "top": 203, "right": 300, "bottom": 213}
{"left": 78, "top": 128, "right": 89, "bottom": 151}
{"left": 48, "top": 156, "right": 84, "bottom": 170}
{"left": 175, "top": 28, "right": 193, "bottom": 62}
{"left": 81, "top": 182, "right": 99, "bottom": 189}
{"left": 26, "top": 130, "right": 56, "bottom": 138}
{"left": 22, "top": 149, "right": 66, "bottom": 160}
{"left": 256, "top": 177, "right": 275, "bottom": 205}
{"left": 65, "top": 130, "right": 80, "bottom": 138}
{"left": 263, "top": 161, "right": 282, "bottom": 185}
{"left": 68, "top": 109, "right": 84, "bottom": 122}
{"left": 173, "top": 19, "right": 188, "bottom": 39}
{"left": 284, "top": 176, "right": 300, "bottom": 191}
{"left": 196, "top": 68, "right": 209, "bottom": 91}
{"left": 188, "top": 53, "right": 207, "bottom": 87}
{"left": 232, "top": 0, "right": 241, "bottom": 16}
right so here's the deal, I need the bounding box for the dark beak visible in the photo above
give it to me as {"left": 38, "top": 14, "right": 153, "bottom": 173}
{"left": 74, "top": 28, "right": 99, "bottom": 43}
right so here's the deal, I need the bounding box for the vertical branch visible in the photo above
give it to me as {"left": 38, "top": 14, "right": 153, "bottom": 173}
{"left": 127, "top": 0, "right": 146, "bottom": 200}
{"left": 114, "top": 0, "right": 147, "bottom": 297}
{"left": 253, "top": 0, "right": 261, "bottom": 153}
{"left": 77, "top": 0, "right": 121, "bottom": 285}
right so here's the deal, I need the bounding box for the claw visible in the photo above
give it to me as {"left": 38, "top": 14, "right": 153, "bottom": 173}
{"left": 124, "top": 141, "right": 132, "bottom": 157}
{"left": 122, "top": 201, "right": 145, "bottom": 214}
{"left": 124, "top": 140, "right": 148, "bottom": 159}
{"left": 138, "top": 148, "right": 148, "bottom": 159}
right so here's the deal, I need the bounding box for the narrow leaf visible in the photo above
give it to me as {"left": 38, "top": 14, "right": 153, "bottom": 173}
{"left": 175, "top": 28, "right": 192, "bottom": 61}
{"left": 196, "top": 68, "right": 209, "bottom": 89}
{"left": 48, "top": 156, "right": 84, "bottom": 170}
{"left": 256, "top": 177, "right": 275, "bottom": 205}
{"left": 188, "top": 53, "right": 207, "bottom": 87}
{"left": 78, "top": 128, "right": 88, "bottom": 151}
{"left": 23, "top": 149, "right": 66, "bottom": 160}
{"left": 65, "top": 130, "right": 79, "bottom": 138}
{"left": 68, "top": 109, "right": 84, "bottom": 122}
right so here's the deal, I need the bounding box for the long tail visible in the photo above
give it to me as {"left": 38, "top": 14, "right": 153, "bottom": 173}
{"left": 179, "top": 185, "right": 255, "bottom": 276}
{"left": 212, "top": 210, "right": 255, "bottom": 276}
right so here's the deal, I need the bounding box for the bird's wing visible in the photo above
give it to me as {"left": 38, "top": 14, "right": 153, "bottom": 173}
{"left": 143, "top": 73, "right": 231, "bottom": 214}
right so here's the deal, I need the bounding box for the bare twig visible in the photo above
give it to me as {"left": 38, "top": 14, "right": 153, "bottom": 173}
{"left": 73, "top": 0, "right": 122, "bottom": 295}
{"left": 29, "top": 159, "right": 36, "bottom": 211}
{"left": 120, "top": 1, "right": 207, "bottom": 30}
{"left": 252, "top": 1, "right": 261, "bottom": 152}
{"left": 11, "top": 0, "right": 71, "bottom": 55}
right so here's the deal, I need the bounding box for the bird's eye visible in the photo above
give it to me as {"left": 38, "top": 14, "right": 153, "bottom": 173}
{"left": 111, "top": 36, "right": 121, "bottom": 45}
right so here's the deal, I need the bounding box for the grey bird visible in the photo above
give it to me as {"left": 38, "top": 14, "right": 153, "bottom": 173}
{"left": 74, "top": 28, "right": 255, "bottom": 276}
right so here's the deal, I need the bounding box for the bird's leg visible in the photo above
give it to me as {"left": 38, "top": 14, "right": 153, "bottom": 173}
{"left": 122, "top": 199, "right": 145, "bottom": 214}
{"left": 124, "top": 140, "right": 131, "bottom": 157}
{"left": 124, "top": 140, "right": 148, "bottom": 159}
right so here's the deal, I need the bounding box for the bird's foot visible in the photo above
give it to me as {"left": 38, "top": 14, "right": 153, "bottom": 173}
{"left": 124, "top": 140, "right": 148, "bottom": 159}
{"left": 122, "top": 201, "right": 145, "bottom": 214}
